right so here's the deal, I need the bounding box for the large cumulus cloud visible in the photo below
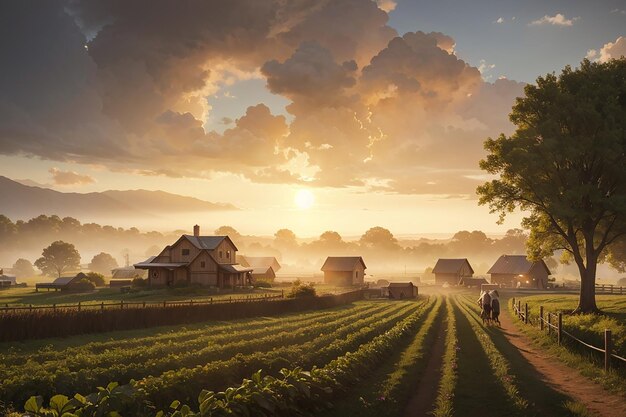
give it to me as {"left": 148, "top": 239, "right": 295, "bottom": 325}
{"left": 0, "top": 0, "right": 524, "bottom": 196}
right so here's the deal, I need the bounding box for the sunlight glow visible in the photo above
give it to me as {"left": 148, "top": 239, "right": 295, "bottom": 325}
{"left": 294, "top": 189, "right": 315, "bottom": 210}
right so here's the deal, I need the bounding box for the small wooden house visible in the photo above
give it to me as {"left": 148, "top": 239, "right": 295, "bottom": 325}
{"left": 384, "top": 282, "right": 418, "bottom": 299}
{"left": 0, "top": 269, "right": 17, "bottom": 288}
{"left": 487, "top": 255, "right": 551, "bottom": 289}
{"left": 134, "top": 225, "right": 253, "bottom": 288}
{"left": 238, "top": 256, "right": 281, "bottom": 272}
{"left": 111, "top": 266, "right": 147, "bottom": 280}
{"left": 432, "top": 258, "right": 474, "bottom": 286}
{"left": 321, "top": 256, "right": 366, "bottom": 286}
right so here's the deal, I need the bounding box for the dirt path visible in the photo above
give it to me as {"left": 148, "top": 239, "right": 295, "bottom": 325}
{"left": 403, "top": 298, "right": 447, "bottom": 417}
{"left": 499, "top": 307, "right": 626, "bottom": 417}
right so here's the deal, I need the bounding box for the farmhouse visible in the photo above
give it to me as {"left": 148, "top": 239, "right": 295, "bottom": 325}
{"left": 238, "top": 256, "right": 281, "bottom": 282}
{"left": 432, "top": 258, "right": 474, "bottom": 286}
{"left": 35, "top": 272, "right": 88, "bottom": 292}
{"left": 321, "top": 256, "right": 366, "bottom": 286}
{"left": 384, "top": 282, "right": 418, "bottom": 299}
{"left": 0, "top": 269, "right": 17, "bottom": 288}
{"left": 134, "top": 225, "right": 253, "bottom": 288}
{"left": 487, "top": 255, "right": 551, "bottom": 289}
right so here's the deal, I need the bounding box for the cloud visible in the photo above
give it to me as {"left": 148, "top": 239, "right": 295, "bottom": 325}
{"left": 587, "top": 36, "right": 626, "bottom": 62}
{"left": 494, "top": 17, "right": 504, "bottom": 24}
{"left": 530, "top": 13, "right": 579, "bottom": 26}
{"left": 477, "top": 59, "right": 496, "bottom": 80}
{"left": 0, "top": 1, "right": 526, "bottom": 197}
{"left": 375, "top": 0, "right": 397, "bottom": 13}
{"left": 611, "top": 9, "right": 626, "bottom": 15}
{"left": 49, "top": 168, "right": 96, "bottom": 185}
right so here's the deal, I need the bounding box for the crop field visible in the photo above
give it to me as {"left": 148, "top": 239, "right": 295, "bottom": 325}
{"left": 3, "top": 292, "right": 625, "bottom": 417}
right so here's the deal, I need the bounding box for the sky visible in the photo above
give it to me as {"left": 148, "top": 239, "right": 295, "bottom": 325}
{"left": 0, "top": 0, "right": 625, "bottom": 237}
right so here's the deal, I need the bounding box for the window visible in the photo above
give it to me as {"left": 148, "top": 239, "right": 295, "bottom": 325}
{"left": 182, "top": 249, "right": 190, "bottom": 256}
{"left": 226, "top": 251, "right": 230, "bottom": 259}
{"left": 200, "top": 261, "right": 206, "bottom": 268}
{"left": 152, "top": 271, "right": 158, "bottom": 278}
{"left": 219, "top": 250, "right": 223, "bottom": 258}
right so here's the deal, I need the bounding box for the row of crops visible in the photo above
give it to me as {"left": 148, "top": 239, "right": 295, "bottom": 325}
{"left": 2, "top": 297, "right": 439, "bottom": 415}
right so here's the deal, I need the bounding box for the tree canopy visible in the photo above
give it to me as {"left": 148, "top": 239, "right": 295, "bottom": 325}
{"left": 477, "top": 58, "right": 626, "bottom": 313}
{"left": 88, "top": 252, "right": 119, "bottom": 275}
{"left": 34, "top": 241, "right": 81, "bottom": 278}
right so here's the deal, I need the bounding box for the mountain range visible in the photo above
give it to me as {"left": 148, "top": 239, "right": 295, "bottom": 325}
{"left": 0, "top": 176, "right": 237, "bottom": 221}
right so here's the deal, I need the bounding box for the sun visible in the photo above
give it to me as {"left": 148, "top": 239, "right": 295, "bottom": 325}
{"left": 294, "top": 189, "right": 315, "bottom": 210}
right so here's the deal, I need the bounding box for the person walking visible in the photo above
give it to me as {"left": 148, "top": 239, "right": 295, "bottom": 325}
{"left": 489, "top": 290, "right": 501, "bottom": 325}
{"left": 478, "top": 290, "right": 492, "bottom": 324}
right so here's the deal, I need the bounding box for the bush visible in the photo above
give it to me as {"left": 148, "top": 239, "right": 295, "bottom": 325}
{"left": 85, "top": 272, "right": 106, "bottom": 287}
{"left": 253, "top": 280, "right": 272, "bottom": 288}
{"left": 67, "top": 278, "right": 95, "bottom": 292}
{"left": 287, "top": 280, "right": 316, "bottom": 298}
{"left": 132, "top": 277, "right": 148, "bottom": 288}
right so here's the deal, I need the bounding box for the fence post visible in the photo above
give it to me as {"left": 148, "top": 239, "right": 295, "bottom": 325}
{"left": 78, "top": 302, "right": 81, "bottom": 312}
{"left": 101, "top": 302, "right": 104, "bottom": 311}
{"left": 143, "top": 301, "right": 146, "bottom": 308}
{"left": 190, "top": 299, "right": 193, "bottom": 306}
{"left": 53, "top": 304, "right": 56, "bottom": 311}
{"left": 29, "top": 304, "right": 32, "bottom": 312}
{"left": 524, "top": 303, "right": 529, "bottom": 324}
{"left": 121, "top": 300, "right": 124, "bottom": 310}
{"left": 557, "top": 312, "right": 563, "bottom": 345}
{"left": 163, "top": 300, "right": 166, "bottom": 308}
{"left": 547, "top": 313, "right": 551, "bottom": 335}
{"left": 539, "top": 306, "right": 544, "bottom": 330}
{"left": 210, "top": 297, "right": 213, "bottom": 304}
{"left": 517, "top": 300, "right": 521, "bottom": 318}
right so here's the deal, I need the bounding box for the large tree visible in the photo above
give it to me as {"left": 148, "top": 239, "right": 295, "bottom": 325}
{"left": 88, "top": 252, "right": 119, "bottom": 275}
{"left": 477, "top": 59, "right": 626, "bottom": 313}
{"left": 12, "top": 258, "right": 36, "bottom": 279}
{"left": 35, "top": 241, "right": 81, "bottom": 278}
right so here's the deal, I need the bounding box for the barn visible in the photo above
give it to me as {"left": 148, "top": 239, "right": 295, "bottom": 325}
{"left": 432, "top": 258, "right": 474, "bottom": 286}
{"left": 35, "top": 272, "right": 88, "bottom": 292}
{"left": 0, "top": 269, "right": 17, "bottom": 288}
{"left": 251, "top": 266, "right": 276, "bottom": 282}
{"left": 487, "top": 255, "right": 551, "bottom": 289}
{"left": 239, "top": 256, "right": 281, "bottom": 282}
{"left": 321, "top": 256, "right": 367, "bottom": 286}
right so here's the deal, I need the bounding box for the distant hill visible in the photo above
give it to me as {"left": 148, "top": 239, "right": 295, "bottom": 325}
{"left": 0, "top": 176, "right": 237, "bottom": 221}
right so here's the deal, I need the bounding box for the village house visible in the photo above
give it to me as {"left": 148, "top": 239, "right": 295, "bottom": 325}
{"left": 0, "top": 269, "right": 17, "bottom": 289}
{"left": 321, "top": 256, "right": 366, "bottom": 286}
{"left": 432, "top": 258, "right": 474, "bottom": 286}
{"left": 238, "top": 256, "right": 281, "bottom": 282}
{"left": 134, "top": 225, "right": 252, "bottom": 288}
{"left": 383, "top": 282, "right": 418, "bottom": 299}
{"left": 487, "top": 255, "right": 551, "bottom": 289}
{"left": 111, "top": 266, "right": 147, "bottom": 280}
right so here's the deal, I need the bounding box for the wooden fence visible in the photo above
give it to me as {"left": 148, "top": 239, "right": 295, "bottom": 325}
{"left": 0, "top": 289, "right": 365, "bottom": 342}
{"left": 511, "top": 297, "right": 626, "bottom": 371}
{"left": 0, "top": 293, "right": 284, "bottom": 313}
{"left": 595, "top": 284, "right": 625, "bottom": 295}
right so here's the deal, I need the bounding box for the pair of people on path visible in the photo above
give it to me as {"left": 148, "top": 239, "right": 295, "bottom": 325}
{"left": 478, "top": 289, "right": 500, "bottom": 325}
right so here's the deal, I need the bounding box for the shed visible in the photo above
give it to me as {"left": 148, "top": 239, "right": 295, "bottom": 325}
{"left": 0, "top": 271, "right": 17, "bottom": 288}
{"left": 384, "top": 282, "right": 418, "bottom": 299}
{"left": 36, "top": 272, "right": 87, "bottom": 292}
{"left": 458, "top": 277, "right": 488, "bottom": 288}
{"left": 250, "top": 266, "right": 276, "bottom": 282}
{"left": 432, "top": 258, "right": 474, "bottom": 286}
{"left": 321, "top": 256, "right": 367, "bottom": 286}
{"left": 111, "top": 266, "right": 147, "bottom": 280}
{"left": 487, "top": 255, "right": 551, "bottom": 289}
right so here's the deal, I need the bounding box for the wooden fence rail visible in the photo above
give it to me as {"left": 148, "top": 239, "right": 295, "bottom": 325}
{"left": 0, "top": 293, "right": 284, "bottom": 314}
{"left": 512, "top": 297, "right": 626, "bottom": 372}
{"left": 595, "top": 284, "right": 625, "bottom": 295}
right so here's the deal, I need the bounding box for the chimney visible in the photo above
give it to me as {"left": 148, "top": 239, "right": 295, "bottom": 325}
{"left": 193, "top": 225, "right": 200, "bottom": 237}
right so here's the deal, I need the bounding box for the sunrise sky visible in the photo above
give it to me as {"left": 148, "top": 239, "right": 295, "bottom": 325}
{"left": 1, "top": 0, "right": 625, "bottom": 236}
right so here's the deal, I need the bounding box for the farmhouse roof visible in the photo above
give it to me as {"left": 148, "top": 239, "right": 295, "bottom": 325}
{"left": 183, "top": 235, "right": 238, "bottom": 251}
{"left": 432, "top": 258, "right": 474, "bottom": 274}
{"left": 321, "top": 256, "right": 367, "bottom": 272}
{"left": 251, "top": 266, "right": 274, "bottom": 275}
{"left": 487, "top": 255, "right": 551, "bottom": 275}
{"left": 239, "top": 256, "right": 281, "bottom": 271}
{"left": 219, "top": 264, "right": 253, "bottom": 273}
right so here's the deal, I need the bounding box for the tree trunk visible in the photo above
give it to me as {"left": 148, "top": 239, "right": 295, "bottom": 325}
{"left": 574, "top": 256, "right": 599, "bottom": 314}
